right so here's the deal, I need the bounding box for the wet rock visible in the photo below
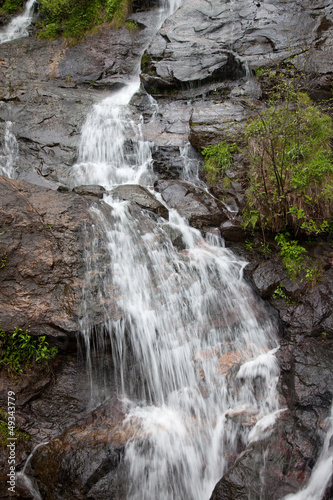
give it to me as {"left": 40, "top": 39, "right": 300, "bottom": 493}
{"left": 155, "top": 179, "right": 229, "bottom": 229}
{"left": 151, "top": 145, "right": 185, "bottom": 179}
{"left": 189, "top": 101, "right": 253, "bottom": 151}
{"left": 211, "top": 332, "right": 333, "bottom": 500}
{"left": 277, "top": 267, "right": 333, "bottom": 337}
{"left": 278, "top": 335, "right": 333, "bottom": 413}
{"left": 210, "top": 410, "right": 319, "bottom": 500}
{"left": 0, "top": 10, "right": 163, "bottom": 184}
{"left": 30, "top": 400, "right": 129, "bottom": 500}
{"left": 162, "top": 223, "right": 186, "bottom": 251}
{"left": 141, "top": 0, "right": 333, "bottom": 95}
{"left": 73, "top": 184, "right": 106, "bottom": 199}
{"left": 112, "top": 184, "right": 168, "bottom": 219}
{"left": 220, "top": 219, "right": 248, "bottom": 243}
{"left": 0, "top": 176, "right": 117, "bottom": 340}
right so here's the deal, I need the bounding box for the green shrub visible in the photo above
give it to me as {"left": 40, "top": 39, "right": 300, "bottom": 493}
{"left": 0, "top": 0, "right": 23, "bottom": 14}
{"left": 38, "top": 0, "right": 132, "bottom": 41}
{"left": 275, "top": 232, "right": 307, "bottom": 279}
{"left": 245, "top": 84, "right": 333, "bottom": 236}
{"left": 0, "top": 327, "right": 58, "bottom": 374}
{"left": 202, "top": 141, "right": 238, "bottom": 184}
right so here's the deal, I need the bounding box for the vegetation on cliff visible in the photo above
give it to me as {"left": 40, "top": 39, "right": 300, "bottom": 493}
{"left": 0, "top": 327, "right": 58, "bottom": 375}
{"left": 0, "top": 0, "right": 23, "bottom": 14}
{"left": 244, "top": 85, "right": 333, "bottom": 237}
{"left": 0, "top": 0, "right": 133, "bottom": 41}
{"left": 37, "top": 0, "right": 132, "bottom": 40}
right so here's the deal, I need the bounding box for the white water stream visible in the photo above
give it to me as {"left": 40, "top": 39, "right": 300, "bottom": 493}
{"left": 0, "top": 0, "right": 37, "bottom": 44}
{"left": 0, "top": 121, "right": 18, "bottom": 178}
{"left": 73, "top": 2, "right": 284, "bottom": 499}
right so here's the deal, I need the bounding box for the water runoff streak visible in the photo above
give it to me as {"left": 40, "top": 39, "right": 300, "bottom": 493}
{"left": 73, "top": 1, "right": 282, "bottom": 498}
{"left": 0, "top": 121, "right": 18, "bottom": 178}
{"left": 0, "top": 0, "right": 37, "bottom": 44}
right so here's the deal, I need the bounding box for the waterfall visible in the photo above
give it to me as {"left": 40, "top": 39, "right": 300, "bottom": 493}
{"left": 0, "top": 0, "right": 37, "bottom": 44}
{"left": 0, "top": 121, "right": 18, "bottom": 178}
{"left": 72, "top": 1, "right": 282, "bottom": 498}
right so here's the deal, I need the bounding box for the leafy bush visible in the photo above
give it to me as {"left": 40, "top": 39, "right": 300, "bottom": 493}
{"left": 275, "top": 232, "right": 307, "bottom": 279}
{"left": 202, "top": 141, "right": 238, "bottom": 184}
{"left": 0, "top": 0, "right": 23, "bottom": 14}
{"left": 38, "top": 0, "right": 131, "bottom": 41}
{"left": 0, "top": 327, "right": 58, "bottom": 374}
{"left": 245, "top": 84, "right": 333, "bottom": 236}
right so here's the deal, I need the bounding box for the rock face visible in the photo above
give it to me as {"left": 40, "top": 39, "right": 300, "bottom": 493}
{"left": 0, "top": 176, "right": 91, "bottom": 339}
{"left": 156, "top": 179, "right": 229, "bottom": 228}
{"left": 141, "top": 0, "right": 333, "bottom": 93}
{"left": 31, "top": 399, "right": 129, "bottom": 500}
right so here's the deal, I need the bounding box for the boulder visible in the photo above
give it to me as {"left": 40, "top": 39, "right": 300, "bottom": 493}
{"left": 73, "top": 184, "right": 106, "bottom": 199}
{"left": 220, "top": 219, "right": 248, "bottom": 243}
{"left": 155, "top": 179, "right": 229, "bottom": 229}
{"left": 30, "top": 399, "right": 129, "bottom": 500}
{"left": 276, "top": 267, "right": 333, "bottom": 338}
{"left": 189, "top": 101, "right": 253, "bottom": 151}
{"left": 112, "top": 184, "right": 168, "bottom": 219}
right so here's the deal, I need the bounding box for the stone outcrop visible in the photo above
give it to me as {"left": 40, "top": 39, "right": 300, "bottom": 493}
{"left": 112, "top": 184, "right": 168, "bottom": 219}
{"left": 141, "top": 0, "right": 333, "bottom": 94}
{"left": 0, "top": 176, "right": 90, "bottom": 339}
{"left": 0, "top": 175, "right": 122, "bottom": 341}
{"left": 155, "top": 179, "right": 229, "bottom": 228}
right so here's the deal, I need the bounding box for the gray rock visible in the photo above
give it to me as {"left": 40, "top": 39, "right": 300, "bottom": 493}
{"left": 220, "top": 219, "right": 248, "bottom": 243}
{"left": 73, "top": 184, "right": 106, "bottom": 198}
{"left": 189, "top": 100, "right": 253, "bottom": 151}
{"left": 112, "top": 184, "right": 168, "bottom": 219}
{"left": 156, "top": 179, "right": 229, "bottom": 229}
{"left": 141, "top": 0, "right": 333, "bottom": 95}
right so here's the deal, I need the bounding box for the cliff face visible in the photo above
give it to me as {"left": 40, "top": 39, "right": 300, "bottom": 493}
{"left": 0, "top": 1, "right": 332, "bottom": 499}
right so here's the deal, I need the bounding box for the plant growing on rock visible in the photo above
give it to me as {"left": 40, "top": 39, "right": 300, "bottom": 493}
{"left": 0, "top": 327, "right": 58, "bottom": 374}
{"left": 202, "top": 141, "right": 238, "bottom": 184}
{"left": 275, "top": 232, "right": 307, "bottom": 279}
{"left": 38, "top": 0, "right": 132, "bottom": 41}
{"left": 0, "top": 0, "right": 23, "bottom": 14}
{"left": 245, "top": 83, "right": 333, "bottom": 237}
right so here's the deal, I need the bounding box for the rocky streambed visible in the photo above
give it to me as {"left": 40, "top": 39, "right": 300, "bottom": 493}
{"left": 0, "top": 0, "right": 333, "bottom": 498}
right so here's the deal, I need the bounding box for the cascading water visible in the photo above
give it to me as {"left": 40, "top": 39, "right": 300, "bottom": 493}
{"left": 0, "top": 0, "right": 37, "bottom": 44}
{"left": 73, "top": 1, "right": 282, "bottom": 498}
{"left": 0, "top": 121, "right": 18, "bottom": 178}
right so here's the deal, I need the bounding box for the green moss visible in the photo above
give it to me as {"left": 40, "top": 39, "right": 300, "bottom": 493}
{"left": 125, "top": 19, "right": 139, "bottom": 31}
{"left": 0, "top": 410, "right": 30, "bottom": 448}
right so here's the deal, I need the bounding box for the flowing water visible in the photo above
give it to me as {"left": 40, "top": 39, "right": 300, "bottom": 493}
{"left": 72, "top": 2, "right": 283, "bottom": 498}
{"left": 0, "top": 0, "right": 37, "bottom": 44}
{"left": 0, "top": 121, "right": 18, "bottom": 178}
